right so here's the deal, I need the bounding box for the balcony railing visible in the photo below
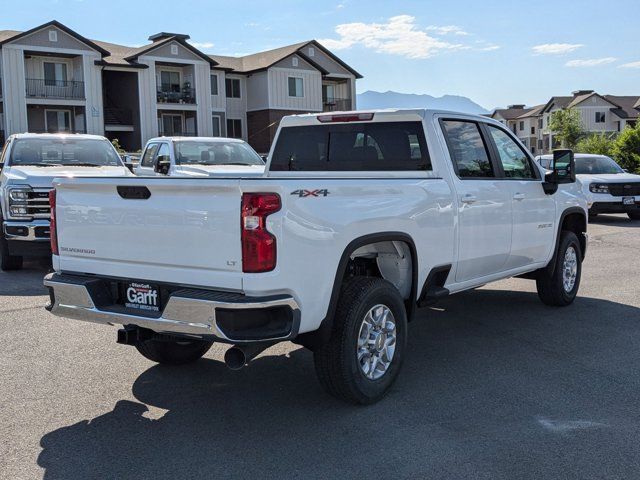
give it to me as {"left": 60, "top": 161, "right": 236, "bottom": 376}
{"left": 25, "top": 78, "right": 85, "bottom": 100}
{"left": 157, "top": 86, "right": 196, "bottom": 104}
{"left": 322, "top": 97, "right": 352, "bottom": 112}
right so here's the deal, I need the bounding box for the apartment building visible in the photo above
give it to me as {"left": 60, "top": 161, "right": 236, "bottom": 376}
{"left": 492, "top": 90, "right": 640, "bottom": 154}
{"left": 0, "top": 20, "right": 361, "bottom": 152}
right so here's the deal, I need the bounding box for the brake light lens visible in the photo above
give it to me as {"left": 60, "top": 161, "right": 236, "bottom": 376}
{"left": 241, "top": 193, "right": 281, "bottom": 272}
{"left": 317, "top": 112, "right": 375, "bottom": 123}
{"left": 49, "top": 189, "right": 59, "bottom": 256}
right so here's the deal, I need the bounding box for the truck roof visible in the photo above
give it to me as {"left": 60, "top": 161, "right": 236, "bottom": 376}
{"left": 147, "top": 136, "right": 247, "bottom": 144}
{"left": 279, "top": 108, "right": 496, "bottom": 127}
{"left": 9, "top": 133, "right": 109, "bottom": 141}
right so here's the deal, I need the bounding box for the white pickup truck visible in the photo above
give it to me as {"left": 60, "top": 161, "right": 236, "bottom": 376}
{"left": 44, "top": 110, "right": 588, "bottom": 404}
{"left": 0, "top": 133, "right": 130, "bottom": 270}
{"left": 133, "top": 137, "right": 265, "bottom": 177}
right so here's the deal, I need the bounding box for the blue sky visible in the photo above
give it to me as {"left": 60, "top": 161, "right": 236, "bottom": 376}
{"left": 2, "top": 0, "right": 639, "bottom": 109}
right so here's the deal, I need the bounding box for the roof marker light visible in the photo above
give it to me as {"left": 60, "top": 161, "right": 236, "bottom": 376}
{"left": 317, "top": 112, "right": 375, "bottom": 123}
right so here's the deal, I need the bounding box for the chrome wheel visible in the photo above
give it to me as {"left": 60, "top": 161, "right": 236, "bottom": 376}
{"left": 356, "top": 304, "right": 397, "bottom": 380}
{"left": 562, "top": 246, "right": 578, "bottom": 293}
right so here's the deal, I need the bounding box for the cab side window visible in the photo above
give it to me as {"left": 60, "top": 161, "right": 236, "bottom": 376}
{"left": 156, "top": 143, "right": 170, "bottom": 160}
{"left": 487, "top": 126, "right": 536, "bottom": 179}
{"left": 441, "top": 120, "right": 494, "bottom": 178}
{"left": 141, "top": 143, "right": 160, "bottom": 167}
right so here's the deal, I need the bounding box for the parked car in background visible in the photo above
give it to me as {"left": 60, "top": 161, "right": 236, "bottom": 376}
{"left": 537, "top": 153, "right": 640, "bottom": 220}
{"left": 0, "top": 133, "right": 131, "bottom": 270}
{"left": 45, "top": 110, "right": 588, "bottom": 404}
{"left": 134, "top": 137, "right": 265, "bottom": 177}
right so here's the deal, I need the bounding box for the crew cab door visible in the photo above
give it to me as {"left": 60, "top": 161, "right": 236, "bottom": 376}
{"left": 485, "top": 125, "right": 555, "bottom": 268}
{"left": 440, "top": 119, "right": 512, "bottom": 282}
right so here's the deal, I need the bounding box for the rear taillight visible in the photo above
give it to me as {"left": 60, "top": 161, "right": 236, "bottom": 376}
{"left": 48, "top": 189, "right": 59, "bottom": 255}
{"left": 241, "top": 193, "right": 281, "bottom": 273}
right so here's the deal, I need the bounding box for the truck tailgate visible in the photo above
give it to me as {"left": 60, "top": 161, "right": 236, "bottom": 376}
{"left": 53, "top": 177, "right": 244, "bottom": 291}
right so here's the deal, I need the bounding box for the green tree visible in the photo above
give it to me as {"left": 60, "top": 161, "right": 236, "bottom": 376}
{"left": 575, "top": 132, "right": 615, "bottom": 156}
{"left": 549, "top": 108, "right": 584, "bottom": 149}
{"left": 610, "top": 123, "right": 640, "bottom": 173}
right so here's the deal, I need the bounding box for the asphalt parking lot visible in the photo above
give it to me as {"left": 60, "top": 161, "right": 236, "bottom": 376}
{"left": 1, "top": 214, "right": 639, "bottom": 480}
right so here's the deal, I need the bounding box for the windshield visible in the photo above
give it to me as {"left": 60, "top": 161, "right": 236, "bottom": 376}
{"left": 575, "top": 156, "right": 624, "bottom": 175}
{"left": 174, "top": 140, "right": 264, "bottom": 166}
{"left": 8, "top": 137, "right": 123, "bottom": 167}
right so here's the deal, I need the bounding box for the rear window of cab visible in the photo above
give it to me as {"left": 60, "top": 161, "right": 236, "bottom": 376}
{"left": 270, "top": 121, "right": 431, "bottom": 171}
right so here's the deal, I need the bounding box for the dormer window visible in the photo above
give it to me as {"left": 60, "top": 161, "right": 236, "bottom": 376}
{"left": 48, "top": 30, "right": 57, "bottom": 42}
{"left": 308, "top": 47, "right": 315, "bottom": 57}
{"left": 171, "top": 44, "right": 178, "bottom": 55}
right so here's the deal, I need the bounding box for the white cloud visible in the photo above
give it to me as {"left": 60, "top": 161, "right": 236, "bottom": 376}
{"left": 319, "top": 15, "right": 475, "bottom": 59}
{"left": 565, "top": 57, "right": 617, "bottom": 67}
{"left": 480, "top": 45, "right": 500, "bottom": 51}
{"left": 532, "top": 43, "right": 584, "bottom": 55}
{"left": 425, "top": 25, "right": 469, "bottom": 36}
{"left": 619, "top": 61, "right": 640, "bottom": 68}
{"left": 188, "top": 41, "right": 215, "bottom": 50}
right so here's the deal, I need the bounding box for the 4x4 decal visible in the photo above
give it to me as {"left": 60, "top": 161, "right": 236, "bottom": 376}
{"left": 291, "top": 189, "right": 330, "bottom": 197}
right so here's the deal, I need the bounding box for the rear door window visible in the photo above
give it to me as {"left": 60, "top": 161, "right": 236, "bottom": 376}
{"left": 270, "top": 121, "right": 431, "bottom": 171}
{"left": 441, "top": 120, "right": 494, "bottom": 178}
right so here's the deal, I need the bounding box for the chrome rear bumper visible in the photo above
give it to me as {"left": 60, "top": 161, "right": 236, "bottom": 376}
{"left": 44, "top": 273, "right": 300, "bottom": 343}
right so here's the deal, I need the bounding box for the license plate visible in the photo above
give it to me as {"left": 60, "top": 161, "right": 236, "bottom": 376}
{"left": 623, "top": 197, "right": 635, "bottom": 206}
{"left": 124, "top": 282, "right": 160, "bottom": 312}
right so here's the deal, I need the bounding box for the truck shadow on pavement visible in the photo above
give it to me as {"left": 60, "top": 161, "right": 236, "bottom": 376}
{"left": 0, "top": 260, "right": 50, "bottom": 296}
{"left": 37, "top": 289, "right": 640, "bottom": 480}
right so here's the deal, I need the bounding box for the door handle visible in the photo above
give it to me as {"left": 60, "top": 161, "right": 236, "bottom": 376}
{"left": 513, "top": 192, "right": 525, "bottom": 201}
{"left": 460, "top": 194, "right": 477, "bottom": 204}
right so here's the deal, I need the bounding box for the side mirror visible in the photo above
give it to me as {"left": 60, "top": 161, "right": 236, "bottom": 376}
{"left": 154, "top": 154, "right": 171, "bottom": 175}
{"left": 543, "top": 149, "right": 575, "bottom": 194}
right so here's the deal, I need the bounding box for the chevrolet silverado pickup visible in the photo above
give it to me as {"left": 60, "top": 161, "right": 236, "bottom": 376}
{"left": 44, "top": 110, "right": 588, "bottom": 404}
{"left": 0, "top": 133, "right": 130, "bottom": 270}
{"left": 133, "top": 137, "right": 265, "bottom": 177}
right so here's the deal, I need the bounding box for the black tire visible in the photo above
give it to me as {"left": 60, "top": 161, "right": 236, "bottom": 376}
{"left": 313, "top": 277, "right": 408, "bottom": 405}
{"left": 628, "top": 211, "right": 640, "bottom": 221}
{"left": 0, "top": 236, "right": 23, "bottom": 271}
{"left": 536, "top": 231, "right": 582, "bottom": 307}
{"left": 135, "top": 338, "right": 213, "bottom": 365}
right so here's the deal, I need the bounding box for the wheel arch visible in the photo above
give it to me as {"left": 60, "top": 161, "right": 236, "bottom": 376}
{"left": 294, "top": 231, "right": 418, "bottom": 350}
{"left": 549, "top": 207, "right": 587, "bottom": 275}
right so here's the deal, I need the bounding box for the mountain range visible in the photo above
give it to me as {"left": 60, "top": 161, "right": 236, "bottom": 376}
{"left": 356, "top": 90, "right": 489, "bottom": 115}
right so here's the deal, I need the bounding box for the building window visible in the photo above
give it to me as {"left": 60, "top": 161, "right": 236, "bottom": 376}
{"left": 538, "top": 119, "right": 543, "bottom": 129}
{"left": 519, "top": 121, "right": 524, "bottom": 131}
{"left": 43, "top": 62, "right": 67, "bottom": 86}
{"left": 171, "top": 44, "right": 178, "bottom": 55}
{"left": 160, "top": 71, "right": 180, "bottom": 93}
{"left": 45, "top": 109, "right": 71, "bottom": 133}
{"left": 288, "top": 77, "right": 304, "bottom": 97}
{"left": 308, "top": 47, "right": 315, "bottom": 57}
{"left": 226, "top": 118, "right": 242, "bottom": 138}
{"left": 531, "top": 126, "right": 535, "bottom": 134}
{"left": 225, "top": 78, "right": 241, "bottom": 98}
{"left": 212, "top": 115, "right": 221, "bottom": 136}
{"left": 292, "top": 57, "right": 299, "bottom": 67}
{"left": 210, "top": 74, "right": 218, "bottom": 95}
{"left": 48, "top": 30, "right": 57, "bottom": 42}
{"left": 595, "top": 112, "right": 606, "bottom": 123}
{"left": 160, "top": 114, "right": 184, "bottom": 136}
{"left": 538, "top": 139, "right": 543, "bottom": 149}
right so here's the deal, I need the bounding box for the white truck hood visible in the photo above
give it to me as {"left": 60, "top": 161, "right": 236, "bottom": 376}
{"left": 172, "top": 164, "right": 265, "bottom": 177}
{"left": 577, "top": 172, "right": 640, "bottom": 184}
{"left": 4, "top": 165, "right": 130, "bottom": 188}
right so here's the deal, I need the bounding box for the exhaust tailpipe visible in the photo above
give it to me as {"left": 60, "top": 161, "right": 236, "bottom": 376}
{"left": 224, "top": 342, "right": 273, "bottom": 370}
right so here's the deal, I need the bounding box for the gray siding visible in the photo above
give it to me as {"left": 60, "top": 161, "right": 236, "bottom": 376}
{"left": 9, "top": 26, "right": 93, "bottom": 52}
{"left": 143, "top": 41, "right": 205, "bottom": 62}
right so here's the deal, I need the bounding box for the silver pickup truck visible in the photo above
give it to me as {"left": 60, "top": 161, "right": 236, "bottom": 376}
{"left": 0, "top": 133, "right": 130, "bottom": 270}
